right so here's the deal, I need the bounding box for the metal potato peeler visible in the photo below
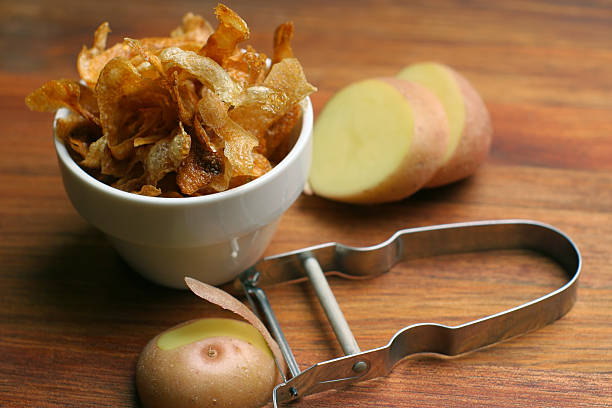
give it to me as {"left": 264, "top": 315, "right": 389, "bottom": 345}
{"left": 233, "top": 220, "right": 581, "bottom": 406}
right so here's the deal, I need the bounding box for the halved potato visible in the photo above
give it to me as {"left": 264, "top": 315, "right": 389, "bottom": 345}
{"left": 397, "top": 62, "right": 492, "bottom": 187}
{"left": 309, "top": 77, "right": 448, "bottom": 204}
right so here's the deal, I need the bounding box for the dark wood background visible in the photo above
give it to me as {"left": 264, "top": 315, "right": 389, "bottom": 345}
{"left": 1, "top": 1, "right": 610, "bottom": 407}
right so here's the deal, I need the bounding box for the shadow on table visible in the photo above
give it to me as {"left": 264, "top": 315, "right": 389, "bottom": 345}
{"left": 26, "top": 225, "right": 225, "bottom": 348}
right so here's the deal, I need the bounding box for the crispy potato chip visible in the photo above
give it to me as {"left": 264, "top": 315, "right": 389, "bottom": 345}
{"left": 54, "top": 108, "right": 101, "bottom": 145}
{"left": 80, "top": 135, "right": 106, "bottom": 168}
{"left": 28, "top": 5, "right": 315, "bottom": 198}
{"left": 201, "top": 4, "right": 249, "bottom": 65}
{"left": 263, "top": 57, "right": 317, "bottom": 102}
{"left": 224, "top": 46, "right": 268, "bottom": 89}
{"left": 78, "top": 14, "right": 214, "bottom": 87}
{"left": 160, "top": 47, "right": 242, "bottom": 105}
{"left": 220, "top": 119, "right": 259, "bottom": 176}
{"left": 26, "top": 79, "right": 100, "bottom": 125}
{"left": 263, "top": 103, "right": 302, "bottom": 158}
{"left": 207, "top": 156, "right": 233, "bottom": 193}
{"left": 198, "top": 88, "right": 258, "bottom": 176}
{"left": 143, "top": 124, "right": 191, "bottom": 186}
{"left": 96, "top": 57, "right": 177, "bottom": 160}
{"left": 100, "top": 145, "right": 133, "bottom": 178}
{"left": 197, "top": 87, "right": 228, "bottom": 128}
{"left": 168, "top": 71, "right": 200, "bottom": 125}
{"left": 156, "top": 173, "right": 183, "bottom": 197}
{"left": 80, "top": 139, "right": 105, "bottom": 169}
{"left": 229, "top": 152, "right": 272, "bottom": 189}
{"left": 176, "top": 136, "right": 225, "bottom": 195}
{"left": 78, "top": 23, "right": 129, "bottom": 88}
{"left": 176, "top": 153, "right": 213, "bottom": 195}
{"left": 272, "top": 22, "right": 294, "bottom": 64}
{"left": 136, "top": 184, "right": 162, "bottom": 197}
{"left": 193, "top": 114, "right": 224, "bottom": 153}
{"left": 124, "top": 38, "right": 164, "bottom": 78}
{"left": 230, "top": 58, "right": 315, "bottom": 142}
{"left": 67, "top": 137, "right": 89, "bottom": 159}
{"left": 170, "top": 12, "right": 214, "bottom": 43}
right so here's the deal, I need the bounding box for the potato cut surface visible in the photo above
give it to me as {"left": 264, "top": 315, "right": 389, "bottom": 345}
{"left": 398, "top": 63, "right": 464, "bottom": 162}
{"left": 310, "top": 79, "right": 415, "bottom": 199}
{"left": 156, "top": 318, "right": 272, "bottom": 357}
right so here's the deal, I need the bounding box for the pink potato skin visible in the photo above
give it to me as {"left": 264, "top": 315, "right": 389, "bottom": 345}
{"left": 342, "top": 78, "right": 449, "bottom": 204}
{"left": 424, "top": 67, "right": 493, "bottom": 188}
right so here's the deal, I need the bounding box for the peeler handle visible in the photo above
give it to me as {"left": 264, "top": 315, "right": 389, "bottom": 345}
{"left": 236, "top": 220, "right": 580, "bottom": 290}
{"left": 269, "top": 220, "right": 581, "bottom": 405}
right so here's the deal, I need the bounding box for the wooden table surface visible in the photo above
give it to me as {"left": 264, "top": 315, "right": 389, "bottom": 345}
{"left": 1, "top": 1, "right": 611, "bottom": 407}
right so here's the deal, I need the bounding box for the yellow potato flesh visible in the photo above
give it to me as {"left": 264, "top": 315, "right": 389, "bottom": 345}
{"left": 310, "top": 79, "right": 415, "bottom": 199}
{"left": 397, "top": 62, "right": 465, "bottom": 163}
{"left": 157, "top": 317, "right": 272, "bottom": 358}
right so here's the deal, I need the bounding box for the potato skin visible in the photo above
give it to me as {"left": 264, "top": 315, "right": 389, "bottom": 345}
{"left": 424, "top": 66, "right": 492, "bottom": 187}
{"left": 136, "top": 326, "right": 278, "bottom": 408}
{"left": 342, "top": 78, "right": 448, "bottom": 204}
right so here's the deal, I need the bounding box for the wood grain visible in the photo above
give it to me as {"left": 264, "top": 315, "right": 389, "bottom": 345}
{"left": 1, "top": 1, "right": 610, "bottom": 407}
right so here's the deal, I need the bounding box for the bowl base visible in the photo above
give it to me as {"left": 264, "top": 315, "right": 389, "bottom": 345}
{"left": 107, "top": 220, "right": 280, "bottom": 289}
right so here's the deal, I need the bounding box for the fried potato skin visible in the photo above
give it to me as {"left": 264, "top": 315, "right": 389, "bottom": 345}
{"left": 26, "top": 6, "right": 316, "bottom": 197}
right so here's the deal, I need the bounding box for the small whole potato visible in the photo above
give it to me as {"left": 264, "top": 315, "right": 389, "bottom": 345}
{"left": 136, "top": 318, "right": 280, "bottom": 408}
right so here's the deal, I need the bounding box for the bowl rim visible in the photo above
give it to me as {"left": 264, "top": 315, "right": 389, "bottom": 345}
{"left": 54, "top": 96, "right": 313, "bottom": 207}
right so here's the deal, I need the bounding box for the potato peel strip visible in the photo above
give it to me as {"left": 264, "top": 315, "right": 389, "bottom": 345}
{"left": 184, "top": 276, "right": 287, "bottom": 378}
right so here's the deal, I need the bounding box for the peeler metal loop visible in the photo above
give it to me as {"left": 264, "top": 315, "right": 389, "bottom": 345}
{"left": 235, "top": 219, "right": 581, "bottom": 406}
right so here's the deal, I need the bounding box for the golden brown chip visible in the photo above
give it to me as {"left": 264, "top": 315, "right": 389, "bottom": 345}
{"left": 197, "top": 87, "right": 228, "bottom": 129}
{"left": 230, "top": 58, "right": 315, "bottom": 142}
{"left": 124, "top": 38, "right": 165, "bottom": 78}
{"left": 170, "top": 12, "right": 214, "bottom": 43}
{"left": 263, "top": 57, "right": 316, "bottom": 101}
{"left": 272, "top": 22, "right": 294, "bottom": 64}
{"left": 77, "top": 23, "right": 129, "bottom": 88}
{"left": 78, "top": 14, "right": 214, "bottom": 87}
{"left": 136, "top": 184, "right": 162, "bottom": 197}
{"left": 143, "top": 124, "right": 191, "bottom": 186}
{"left": 67, "top": 137, "right": 89, "bottom": 159}
{"left": 207, "top": 156, "right": 233, "bottom": 193}
{"left": 96, "top": 57, "right": 177, "bottom": 160}
{"left": 168, "top": 71, "right": 200, "bottom": 125}
{"left": 221, "top": 119, "right": 259, "bottom": 177}
{"left": 28, "top": 5, "right": 315, "bottom": 198}
{"left": 193, "top": 114, "right": 224, "bottom": 153}
{"left": 54, "top": 109, "right": 101, "bottom": 144}
{"left": 26, "top": 79, "right": 100, "bottom": 125}
{"left": 198, "top": 88, "right": 258, "bottom": 176}
{"left": 229, "top": 152, "right": 272, "bottom": 189}
{"left": 176, "top": 137, "right": 225, "bottom": 195}
{"left": 100, "top": 145, "right": 133, "bottom": 178}
{"left": 76, "top": 134, "right": 136, "bottom": 180}
{"left": 201, "top": 4, "right": 249, "bottom": 66}
{"left": 224, "top": 46, "right": 268, "bottom": 89}
{"left": 263, "top": 103, "right": 302, "bottom": 159}
{"left": 160, "top": 47, "right": 242, "bottom": 105}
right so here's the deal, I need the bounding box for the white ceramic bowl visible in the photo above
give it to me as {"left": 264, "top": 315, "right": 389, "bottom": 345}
{"left": 54, "top": 98, "right": 313, "bottom": 289}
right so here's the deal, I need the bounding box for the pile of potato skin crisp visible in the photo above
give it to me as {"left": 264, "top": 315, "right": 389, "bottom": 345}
{"left": 26, "top": 4, "right": 316, "bottom": 197}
